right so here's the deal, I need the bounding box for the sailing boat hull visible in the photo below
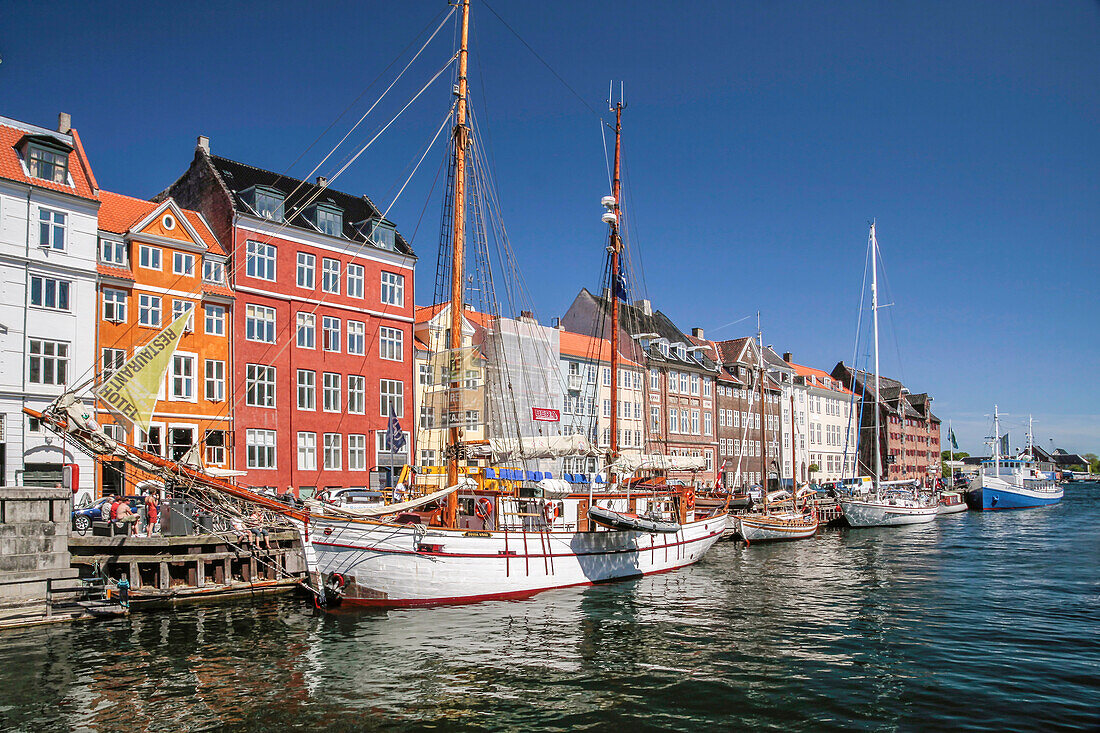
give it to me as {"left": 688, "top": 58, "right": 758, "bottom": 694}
{"left": 963, "top": 479, "right": 1063, "bottom": 511}
{"left": 839, "top": 499, "right": 937, "bottom": 527}
{"left": 736, "top": 513, "right": 818, "bottom": 542}
{"left": 309, "top": 514, "right": 726, "bottom": 606}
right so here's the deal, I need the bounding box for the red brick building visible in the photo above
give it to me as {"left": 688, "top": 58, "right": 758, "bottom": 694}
{"left": 712, "top": 337, "right": 784, "bottom": 489}
{"left": 831, "top": 362, "right": 942, "bottom": 486}
{"left": 161, "top": 137, "right": 416, "bottom": 495}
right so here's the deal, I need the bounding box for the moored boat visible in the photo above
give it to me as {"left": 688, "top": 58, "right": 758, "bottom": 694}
{"left": 936, "top": 490, "right": 968, "bottom": 514}
{"left": 736, "top": 510, "right": 818, "bottom": 543}
{"left": 964, "top": 407, "right": 1063, "bottom": 511}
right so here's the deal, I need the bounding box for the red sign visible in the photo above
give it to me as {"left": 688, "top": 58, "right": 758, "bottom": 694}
{"left": 532, "top": 407, "right": 560, "bottom": 422}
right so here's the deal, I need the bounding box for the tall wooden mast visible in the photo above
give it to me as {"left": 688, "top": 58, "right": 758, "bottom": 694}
{"left": 608, "top": 99, "right": 624, "bottom": 467}
{"left": 757, "top": 315, "right": 768, "bottom": 507}
{"left": 445, "top": 0, "right": 471, "bottom": 527}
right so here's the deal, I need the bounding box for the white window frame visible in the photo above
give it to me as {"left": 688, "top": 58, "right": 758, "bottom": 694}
{"left": 38, "top": 207, "right": 66, "bottom": 250}
{"left": 379, "top": 379, "right": 403, "bottom": 417}
{"left": 297, "top": 432, "right": 317, "bottom": 471}
{"left": 246, "top": 428, "right": 277, "bottom": 469}
{"left": 245, "top": 240, "right": 277, "bottom": 281}
{"left": 347, "top": 320, "right": 366, "bottom": 356}
{"left": 170, "top": 352, "right": 197, "bottom": 402}
{"left": 245, "top": 303, "right": 276, "bottom": 343}
{"left": 323, "top": 433, "right": 342, "bottom": 470}
{"left": 346, "top": 263, "right": 364, "bottom": 298}
{"left": 297, "top": 252, "right": 316, "bottom": 289}
{"left": 30, "top": 275, "right": 71, "bottom": 312}
{"left": 138, "top": 294, "right": 162, "bottom": 327}
{"left": 138, "top": 244, "right": 162, "bottom": 271}
{"left": 322, "top": 258, "right": 340, "bottom": 294}
{"left": 204, "top": 359, "right": 225, "bottom": 402}
{"left": 296, "top": 312, "right": 315, "bottom": 349}
{"left": 380, "top": 271, "right": 404, "bottom": 306}
{"left": 347, "top": 375, "right": 365, "bottom": 414}
{"left": 322, "top": 316, "right": 341, "bottom": 352}
{"left": 172, "top": 252, "right": 195, "bottom": 277}
{"left": 323, "top": 372, "right": 341, "bottom": 413}
{"left": 348, "top": 434, "right": 367, "bottom": 471}
{"left": 297, "top": 369, "right": 316, "bottom": 411}
{"left": 379, "top": 326, "right": 403, "bottom": 361}
{"left": 204, "top": 304, "right": 226, "bottom": 336}
{"left": 245, "top": 364, "right": 276, "bottom": 408}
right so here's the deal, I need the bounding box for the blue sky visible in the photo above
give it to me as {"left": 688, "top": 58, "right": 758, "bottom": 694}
{"left": 2, "top": 1, "right": 1097, "bottom": 454}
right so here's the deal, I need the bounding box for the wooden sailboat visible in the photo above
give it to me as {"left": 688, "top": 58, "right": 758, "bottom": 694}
{"left": 734, "top": 326, "right": 818, "bottom": 543}
{"left": 31, "top": 0, "right": 726, "bottom": 607}
{"left": 839, "top": 223, "right": 937, "bottom": 528}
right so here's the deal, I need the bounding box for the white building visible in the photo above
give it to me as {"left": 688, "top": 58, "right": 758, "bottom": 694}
{"left": 0, "top": 114, "right": 100, "bottom": 502}
{"left": 786, "top": 357, "right": 857, "bottom": 483}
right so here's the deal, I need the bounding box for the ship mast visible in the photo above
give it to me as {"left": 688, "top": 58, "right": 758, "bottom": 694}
{"left": 871, "top": 222, "right": 882, "bottom": 494}
{"left": 757, "top": 313, "right": 768, "bottom": 509}
{"left": 608, "top": 93, "right": 624, "bottom": 469}
{"left": 445, "top": 0, "right": 471, "bottom": 527}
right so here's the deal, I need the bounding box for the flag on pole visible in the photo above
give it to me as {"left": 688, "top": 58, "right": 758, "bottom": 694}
{"left": 949, "top": 428, "right": 959, "bottom": 450}
{"left": 999, "top": 433, "right": 1010, "bottom": 455}
{"left": 613, "top": 271, "right": 629, "bottom": 301}
{"left": 387, "top": 408, "right": 407, "bottom": 453}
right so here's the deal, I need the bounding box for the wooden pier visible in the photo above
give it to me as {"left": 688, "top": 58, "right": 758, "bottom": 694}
{"left": 67, "top": 530, "right": 308, "bottom": 608}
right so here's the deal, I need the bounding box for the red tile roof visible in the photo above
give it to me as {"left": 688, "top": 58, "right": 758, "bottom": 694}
{"left": 414, "top": 302, "right": 493, "bottom": 328}
{"left": 97, "top": 264, "right": 135, "bottom": 281}
{"left": 0, "top": 121, "right": 98, "bottom": 200}
{"left": 559, "top": 330, "right": 641, "bottom": 368}
{"left": 98, "top": 190, "right": 224, "bottom": 254}
{"left": 790, "top": 361, "right": 854, "bottom": 395}
{"left": 202, "top": 283, "right": 234, "bottom": 299}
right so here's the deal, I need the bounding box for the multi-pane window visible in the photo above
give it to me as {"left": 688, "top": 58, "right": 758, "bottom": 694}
{"left": 102, "top": 288, "right": 127, "bottom": 322}
{"left": 245, "top": 241, "right": 276, "bottom": 281}
{"left": 347, "top": 375, "right": 365, "bottom": 414}
{"left": 651, "top": 406, "right": 660, "bottom": 432}
{"left": 680, "top": 373, "right": 689, "bottom": 393}
{"left": 296, "top": 312, "right": 315, "bottom": 348}
{"left": 245, "top": 364, "right": 276, "bottom": 407}
{"left": 102, "top": 348, "right": 126, "bottom": 376}
{"left": 322, "top": 316, "right": 341, "bottom": 352}
{"left": 346, "top": 264, "right": 364, "bottom": 298}
{"left": 27, "top": 145, "right": 68, "bottom": 183}
{"left": 30, "top": 276, "right": 70, "bottom": 311}
{"left": 419, "top": 364, "right": 431, "bottom": 385}
{"left": 172, "top": 299, "right": 194, "bottom": 331}
{"left": 380, "top": 272, "right": 404, "bottom": 306}
{"left": 380, "top": 379, "right": 403, "bottom": 417}
{"left": 703, "top": 380, "right": 712, "bottom": 398}
{"left": 323, "top": 373, "right": 341, "bottom": 412}
{"left": 203, "top": 259, "right": 225, "bottom": 284}
{"left": 650, "top": 369, "right": 660, "bottom": 391}
{"left": 204, "top": 359, "right": 225, "bottom": 402}
{"left": 315, "top": 206, "right": 342, "bottom": 237}
{"left": 691, "top": 374, "right": 700, "bottom": 396}
{"left": 246, "top": 304, "right": 276, "bottom": 342}
{"left": 347, "top": 320, "right": 365, "bottom": 355}
{"left": 348, "top": 434, "right": 367, "bottom": 471}
{"left": 171, "top": 354, "right": 195, "bottom": 400}
{"left": 100, "top": 238, "right": 126, "bottom": 265}
{"left": 669, "top": 408, "right": 678, "bottom": 434}
{"left": 681, "top": 411, "right": 691, "bottom": 434}
{"left": 297, "top": 369, "right": 316, "bottom": 410}
{"left": 204, "top": 304, "right": 226, "bottom": 336}
{"left": 173, "top": 252, "right": 195, "bottom": 276}
{"left": 323, "top": 433, "right": 342, "bottom": 470}
{"left": 28, "top": 339, "right": 68, "bottom": 385}
{"left": 138, "top": 294, "right": 161, "bottom": 327}
{"left": 296, "top": 252, "right": 315, "bottom": 289}
{"left": 38, "top": 208, "right": 66, "bottom": 249}
{"left": 246, "top": 429, "right": 276, "bottom": 469}
{"left": 139, "top": 245, "right": 161, "bottom": 270}
{"left": 205, "top": 430, "right": 226, "bottom": 465}
{"left": 297, "top": 432, "right": 317, "bottom": 471}
{"left": 102, "top": 422, "right": 126, "bottom": 445}
{"left": 704, "top": 412, "right": 713, "bottom": 436}
{"left": 322, "top": 258, "right": 340, "bottom": 294}
{"left": 379, "top": 326, "right": 402, "bottom": 361}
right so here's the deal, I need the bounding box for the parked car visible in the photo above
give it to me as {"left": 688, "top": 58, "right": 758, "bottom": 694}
{"left": 72, "top": 496, "right": 143, "bottom": 533}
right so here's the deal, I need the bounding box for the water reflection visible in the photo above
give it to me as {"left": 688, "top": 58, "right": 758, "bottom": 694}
{"left": 1, "top": 484, "right": 1098, "bottom": 731}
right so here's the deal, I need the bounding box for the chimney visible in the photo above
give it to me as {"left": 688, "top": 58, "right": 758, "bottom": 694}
{"left": 316, "top": 175, "right": 328, "bottom": 187}
{"left": 551, "top": 317, "right": 560, "bottom": 329}
{"left": 692, "top": 327, "right": 704, "bottom": 339}
{"left": 57, "top": 113, "right": 71, "bottom": 134}
{"left": 783, "top": 352, "right": 793, "bottom": 363}
{"left": 196, "top": 135, "right": 210, "bottom": 154}
{"left": 634, "top": 298, "right": 652, "bottom": 316}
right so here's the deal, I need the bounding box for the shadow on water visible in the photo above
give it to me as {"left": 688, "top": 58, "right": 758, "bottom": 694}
{"left": 1, "top": 484, "right": 1098, "bottom": 731}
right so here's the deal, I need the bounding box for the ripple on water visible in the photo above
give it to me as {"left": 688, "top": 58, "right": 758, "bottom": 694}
{"left": 1, "top": 484, "right": 1099, "bottom": 731}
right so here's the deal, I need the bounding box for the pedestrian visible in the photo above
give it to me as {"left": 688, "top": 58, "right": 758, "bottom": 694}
{"left": 248, "top": 508, "right": 272, "bottom": 550}
{"left": 144, "top": 492, "right": 159, "bottom": 537}
{"left": 101, "top": 494, "right": 116, "bottom": 521}
{"left": 116, "top": 573, "right": 130, "bottom": 610}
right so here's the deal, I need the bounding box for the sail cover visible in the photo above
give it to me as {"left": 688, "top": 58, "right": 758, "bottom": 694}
{"left": 95, "top": 306, "right": 193, "bottom": 432}
{"left": 467, "top": 434, "right": 598, "bottom": 461}
{"left": 608, "top": 454, "right": 708, "bottom": 473}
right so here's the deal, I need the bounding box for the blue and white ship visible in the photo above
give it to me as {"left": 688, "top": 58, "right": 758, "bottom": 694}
{"left": 964, "top": 407, "right": 1063, "bottom": 511}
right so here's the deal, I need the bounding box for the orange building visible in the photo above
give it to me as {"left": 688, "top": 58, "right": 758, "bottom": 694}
{"left": 94, "top": 191, "right": 234, "bottom": 496}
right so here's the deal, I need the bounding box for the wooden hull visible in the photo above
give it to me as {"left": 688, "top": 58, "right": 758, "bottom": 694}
{"left": 736, "top": 512, "right": 818, "bottom": 543}
{"left": 309, "top": 513, "right": 727, "bottom": 606}
{"left": 936, "top": 501, "right": 968, "bottom": 515}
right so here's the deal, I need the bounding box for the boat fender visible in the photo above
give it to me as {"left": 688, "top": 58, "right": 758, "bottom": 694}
{"left": 475, "top": 497, "right": 494, "bottom": 521}
{"left": 543, "top": 501, "right": 559, "bottom": 522}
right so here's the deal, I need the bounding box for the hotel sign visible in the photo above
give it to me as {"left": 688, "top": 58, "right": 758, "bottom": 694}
{"left": 532, "top": 408, "right": 560, "bottom": 422}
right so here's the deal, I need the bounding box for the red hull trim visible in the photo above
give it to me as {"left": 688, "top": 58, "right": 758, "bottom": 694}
{"left": 335, "top": 560, "right": 694, "bottom": 608}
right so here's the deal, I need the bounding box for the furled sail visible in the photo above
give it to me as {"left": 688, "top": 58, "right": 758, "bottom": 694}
{"left": 467, "top": 434, "right": 598, "bottom": 461}
{"left": 607, "top": 453, "right": 708, "bottom": 474}
{"left": 95, "top": 306, "right": 193, "bottom": 432}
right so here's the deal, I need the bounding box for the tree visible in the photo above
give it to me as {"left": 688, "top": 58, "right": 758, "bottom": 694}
{"left": 1084, "top": 453, "right": 1099, "bottom": 475}
{"left": 808, "top": 463, "right": 820, "bottom": 475}
{"left": 941, "top": 450, "right": 969, "bottom": 461}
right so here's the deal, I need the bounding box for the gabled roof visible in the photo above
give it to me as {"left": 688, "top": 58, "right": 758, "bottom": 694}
{"left": 414, "top": 302, "right": 493, "bottom": 329}
{"left": 207, "top": 155, "right": 413, "bottom": 256}
{"left": 0, "top": 116, "right": 98, "bottom": 201}
{"left": 790, "top": 361, "right": 854, "bottom": 395}
{"left": 98, "top": 190, "right": 224, "bottom": 255}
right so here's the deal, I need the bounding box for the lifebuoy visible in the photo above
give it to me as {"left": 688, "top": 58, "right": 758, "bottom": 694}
{"left": 543, "top": 501, "right": 559, "bottom": 523}
{"left": 475, "top": 497, "right": 494, "bottom": 520}
{"left": 686, "top": 492, "right": 696, "bottom": 511}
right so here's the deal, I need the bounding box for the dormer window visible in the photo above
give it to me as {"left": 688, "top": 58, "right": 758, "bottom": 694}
{"left": 675, "top": 344, "right": 687, "bottom": 360}
{"left": 22, "top": 137, "right": 71, "bottom": 184}
{"left": 657, "top": 340, "right": 670, "bottom": 357}
{"left": 360, "top": 219, "right": 396, "bottom": 250}
{"left": 203, "top": 259, "right": 226, "bottom": 285}
{"left": 310, "top": 204, "right": 343, "bottom": 237}
{"left": 241, "top": 186, "right": 284, "bottom": 222}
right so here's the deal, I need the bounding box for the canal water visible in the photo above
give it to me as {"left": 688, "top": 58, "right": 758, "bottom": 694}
{"left": 1, "top": 483, "right": 1097, "bottom": 732}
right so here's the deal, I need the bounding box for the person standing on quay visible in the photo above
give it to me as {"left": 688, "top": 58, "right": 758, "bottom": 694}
{"left": 144, "top": 492, "right": 159, "bottom": 537}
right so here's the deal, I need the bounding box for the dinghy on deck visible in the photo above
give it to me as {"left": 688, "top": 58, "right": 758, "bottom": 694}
{"left": 587, "top": 505, "right": 681, "bottom": 534}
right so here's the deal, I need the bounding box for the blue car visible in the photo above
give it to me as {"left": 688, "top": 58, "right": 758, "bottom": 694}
{"left": 72, "top": 496, "right": 143, "bottom": 533}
